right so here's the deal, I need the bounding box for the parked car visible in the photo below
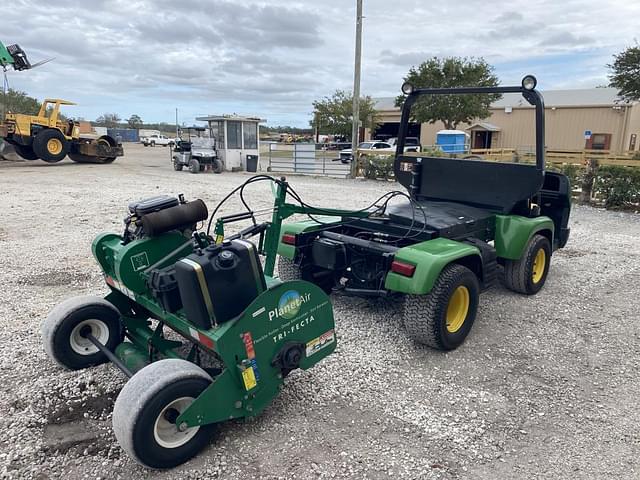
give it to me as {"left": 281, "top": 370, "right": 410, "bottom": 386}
{"left": 142, "top": 134, "right": 176, "bottom": 147}
{"left": 339, "top": 141, "right": 393, "bottom": 163}
{"left": 386, "top": 136, "right": 421, "bottom": 152}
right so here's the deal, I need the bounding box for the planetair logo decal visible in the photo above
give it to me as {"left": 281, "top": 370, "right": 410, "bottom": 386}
{"left": 268, "top": 290, "right": 311, "bottom": 321}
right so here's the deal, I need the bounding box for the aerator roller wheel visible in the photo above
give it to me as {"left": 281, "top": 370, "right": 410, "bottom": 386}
{"left": 113, "top": 359, "right": 215, "bottom": 469}
{"left": 503, "top": 234, "right": 551, "bottom": 295}
{"left": 41, "top": 296, "right": 123, "bottom": 370}
{"left": 403, "top": 264, "right": 479, "bottom": 350}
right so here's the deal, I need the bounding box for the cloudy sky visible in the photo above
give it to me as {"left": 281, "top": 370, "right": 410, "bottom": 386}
{"left": 3, "top": 0, "right": 638, "bottom": 126}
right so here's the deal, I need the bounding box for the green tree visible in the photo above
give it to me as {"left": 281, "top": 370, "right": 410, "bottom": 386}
{"left": 395, "top": 57, "right": 501, "bottom": 130}
{"left": 608, "top": 45, "right": 640, "bottom": 101}
{"left": 127, "top": 114, "right": 143, "bottom": 129}
{"left": 0, "top": 88, "right": 41, "bottom": 115}
{"left": 95, "top": 113, "right": 121, "bottom": 128}
{"left": 311, "top": 90, "right": 379, "bottom": 139}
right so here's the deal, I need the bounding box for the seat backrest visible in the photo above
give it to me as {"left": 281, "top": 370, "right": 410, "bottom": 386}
{"left": 395, "top": 155, "right": 544, "bottom": 213}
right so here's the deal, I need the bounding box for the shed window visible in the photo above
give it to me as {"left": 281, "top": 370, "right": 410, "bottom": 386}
{"left": 227, "top": 121, "right": 242, "bottom": 149}
{"left": 243, "top": 122, "right": 257, "bottom": 149}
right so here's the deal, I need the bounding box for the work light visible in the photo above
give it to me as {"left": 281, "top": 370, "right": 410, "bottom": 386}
{"left": 522, "top": 75, "right": 537, "bottom": 91}
{"left": 401, "top": 82, "right": 415, "bottom": 95}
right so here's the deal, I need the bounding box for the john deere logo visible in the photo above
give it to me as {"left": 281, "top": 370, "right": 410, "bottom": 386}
{"left": 268, "top": 290, "right": 311, "bottom": 321}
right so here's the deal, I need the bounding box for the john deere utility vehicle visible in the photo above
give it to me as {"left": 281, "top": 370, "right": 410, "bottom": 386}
{"left": 0, "top": 98, "right": 123, "bottom": 163}
{"left": 276, "top": 75, "right": 571, "bottom": 350}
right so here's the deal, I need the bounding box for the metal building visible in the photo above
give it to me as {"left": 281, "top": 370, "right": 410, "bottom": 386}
{"left": 370, "top": 88, "right": 640, "bottom": 152}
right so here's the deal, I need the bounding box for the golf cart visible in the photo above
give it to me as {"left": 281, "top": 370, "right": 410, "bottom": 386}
{"left": 275, "top": 75, "right": 571, "bottom": 350}
{"left": 172, "top": 127, "right": 223, "bottom": 174}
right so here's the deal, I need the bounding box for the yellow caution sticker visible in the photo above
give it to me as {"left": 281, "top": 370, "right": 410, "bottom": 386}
{"left": 215, "top": 234, "right": 224, "bottom": 244}
{"left": 241, "top": 366, "right": 257, "bottom": 391}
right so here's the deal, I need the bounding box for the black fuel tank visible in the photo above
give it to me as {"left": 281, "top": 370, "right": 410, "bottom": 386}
{"left": 174, "top": 239, "right": 267, "bottom": 329}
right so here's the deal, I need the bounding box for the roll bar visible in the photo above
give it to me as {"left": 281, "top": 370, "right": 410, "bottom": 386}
{"left": 395, "top": 76, "right": 546, "bottom": 171}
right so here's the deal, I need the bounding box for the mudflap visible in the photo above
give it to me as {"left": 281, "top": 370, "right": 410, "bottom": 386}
{"left": 176, "top": 279, "right": 336, "bottom": 427}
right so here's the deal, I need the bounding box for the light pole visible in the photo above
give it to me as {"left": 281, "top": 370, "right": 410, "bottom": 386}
{"left": 350, "top": 0, "right": 363, "bottom": 178}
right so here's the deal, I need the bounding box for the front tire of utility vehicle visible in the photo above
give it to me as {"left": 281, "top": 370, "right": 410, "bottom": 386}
{"left": 403, "top": 264, "right": 479, "bottom": 350}
{"left": 189, "top": 158, "right": 200, "bottom": 174}
{"left": 503, "top": 234, "right": 551, "bottom": 295}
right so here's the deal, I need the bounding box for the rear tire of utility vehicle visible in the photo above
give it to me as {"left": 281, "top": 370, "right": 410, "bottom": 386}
{"left": 41, "top": 296, "right": 124, "bottom": 370}
{"left": 189, "top": 159, "right": 200, "bottom": 174}
{"left": 277, "top": 256, "right": 301, "bottom": 281}
{"left": 277, "top": 256, "right": 335, "bottom": 293}
{"left": 113, "top": 359, "right": 215, "bottom": 469}
{"left": 212, "top": 159, "right": 223, "bottom": 174}
{"left": 13, "top": 144, "right": 39, "bottom": 160}
{"left": 33, "top": 129, "right": 70, "bottom": 163}
{"left": 403, "top": 264, "right": 479, "bottom": 350}
{"left": 503, "top": 234, "right": 551, "bottom": 295}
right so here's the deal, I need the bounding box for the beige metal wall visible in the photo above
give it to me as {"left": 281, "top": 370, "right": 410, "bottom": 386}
{"left": 374, "top": 104, "right": 639, "bottom": 151}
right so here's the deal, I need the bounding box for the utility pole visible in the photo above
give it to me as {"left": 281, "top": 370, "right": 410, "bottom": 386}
{"left": 350, "top": 0, "right": 363, "bottom": 178}
{"left": 175, "top": 108, "right": 179, "bottom": 138}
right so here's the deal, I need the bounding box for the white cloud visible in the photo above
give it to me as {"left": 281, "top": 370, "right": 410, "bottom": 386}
{"left": 3, "top": 0, "right": 638, "bottom": 126}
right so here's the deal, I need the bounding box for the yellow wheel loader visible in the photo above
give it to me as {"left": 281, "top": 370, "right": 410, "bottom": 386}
{"left": 0, "top": 99, "right": 123, "bottom": 164}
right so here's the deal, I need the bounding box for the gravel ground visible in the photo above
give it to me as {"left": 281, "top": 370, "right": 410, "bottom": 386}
{"left": 0, "top": 145, "right": 639, "bottom": 479}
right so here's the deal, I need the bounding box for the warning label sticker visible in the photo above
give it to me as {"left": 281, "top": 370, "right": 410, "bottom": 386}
{"left": 306, "top": 329, "right": 335, "bottom": 357}
{"left": 242, "top": 366, "right": 257, "bottom": 391}
{"left": 130, "top": 251, "right": 150, "bottom": 271}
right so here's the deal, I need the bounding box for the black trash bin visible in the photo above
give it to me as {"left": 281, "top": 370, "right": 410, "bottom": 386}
{"left": 246, "top": 154, "right": 258, "bottom": 172}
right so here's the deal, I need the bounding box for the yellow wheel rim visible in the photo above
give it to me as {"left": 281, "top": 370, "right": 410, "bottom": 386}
{"left": 47, "top": 138, "right": 63, "bottom": 155}
{"left": 446, "top": 286, "right": 470, "bottom": 333}
{"left": 532, "top": 249, "right": 546, "bottom": 284}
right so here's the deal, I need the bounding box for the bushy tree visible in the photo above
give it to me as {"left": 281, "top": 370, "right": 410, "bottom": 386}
{"left": 95, "top": 113, "right": 121, "bottom": 128}
{"left": 0, "top": 88, "right": 41, "bottom": 115}
{"left": 395, "top": 57, "right": 501, "bottom": 130}
{"left": 127, "top": 114, "right": 143, "bottom": 129}
{"left": 608, "top": 45, "right": 640, "bottom": 101}
{"left": 311, "top": 90, "right": 379, "bottom": 139}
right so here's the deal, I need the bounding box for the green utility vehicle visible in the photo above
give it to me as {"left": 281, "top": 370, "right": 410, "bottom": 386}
{"left": 276, "top": 75, "right": 571, "bottom": 350}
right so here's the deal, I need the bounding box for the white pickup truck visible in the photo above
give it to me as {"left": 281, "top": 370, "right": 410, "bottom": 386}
{"left": 141, "top": 134, "right": 176, "bottom": 147}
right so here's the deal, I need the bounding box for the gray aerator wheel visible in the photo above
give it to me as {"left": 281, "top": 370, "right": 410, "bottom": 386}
{"left": 41, "top": 296, "right": 123, "bottom": 370}
{"left": 113, "top": 359, "right": 215, "bottom": 469}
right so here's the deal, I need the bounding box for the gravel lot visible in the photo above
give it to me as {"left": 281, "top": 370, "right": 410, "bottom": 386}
{"left": 0, "top": 144, "right": 639, "bottom": 479}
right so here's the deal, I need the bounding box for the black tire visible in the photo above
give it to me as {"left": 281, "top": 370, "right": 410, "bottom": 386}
{"left": 189, "top": 158, "right": 200, "bottom": 174}
{"left": 13, "top": 144, "right": 39, "bottom": 160}
{"left": 113, "top": 359, "right": 215, "bottom": 469}
{"left": 32, "top": 129, "right": 70, "bottom": 163}
{"left": 173, "top": 159, "right": 183, "bottom": 171}
{"left": 41, "top": 296, "right": 123, "bottom": 370}
{"left": 212, "top": 159, "right": 223, "bottom": 174}
{"left": 503, "top": 234, "right": 551, "bottom": 295}
{"left": 403, "top": 264, "right": 479, "bottom": 350}
{"left": 277, "top": 256, "right": 301, "bottom": 281}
